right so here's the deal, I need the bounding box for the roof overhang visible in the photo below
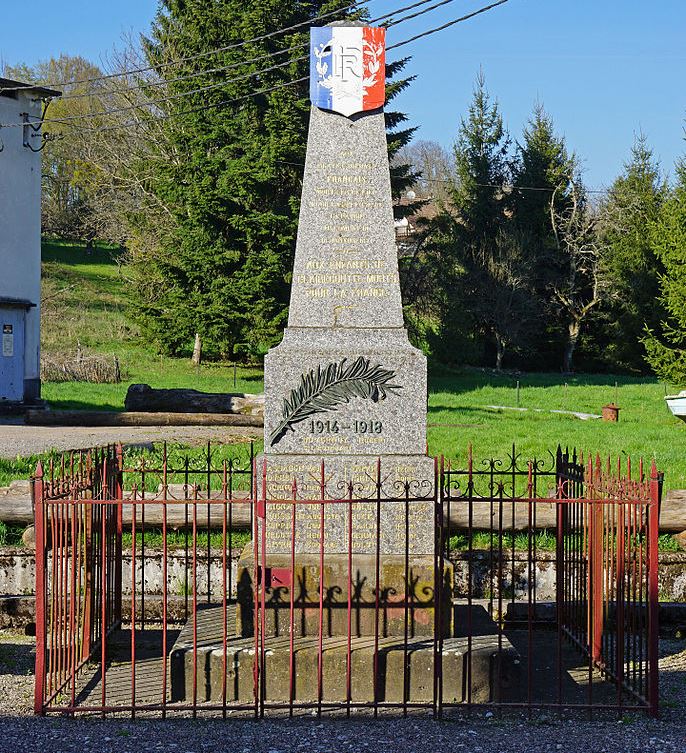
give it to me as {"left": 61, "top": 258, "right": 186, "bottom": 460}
{"left": 0, "top": 77, "right": 62, "bottom": 99}
{"left": 0, "top": 297, "right": 36, "bottom": 309}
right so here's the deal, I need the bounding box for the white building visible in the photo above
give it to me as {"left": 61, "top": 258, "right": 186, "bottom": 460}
{"left": 0, "top": 77, "right": 60, "bottom": 405}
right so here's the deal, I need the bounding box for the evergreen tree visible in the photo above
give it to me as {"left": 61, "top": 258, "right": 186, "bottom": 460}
{"left": 644, "top": 158, "right": 686, "bottom": 383}
{"left": 128, "top": 2, "right": 418, "bottom": 360}
{"left": 130, "top": 1, "right": 359, "bottom": 359}
{"left": 386, "top": 57, "right": 421, "bottom": 214}
{"left": 451, "top": 70, "right": 511, "bottom": 240}
{"left": 438, "top": 71, "right": 534, "bottom": 369}
{"left": 598, "top": 134, "right": 666, "bottom": 371}
{"left": 512, "top": 104, "right": 575, "bottom": 368}
{"left": 513, "top": 104, "right": 574, "bottom": 245}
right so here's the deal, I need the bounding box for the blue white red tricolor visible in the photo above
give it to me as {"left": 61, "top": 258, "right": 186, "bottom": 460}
{"left": 310, "top": 26, "right": 386, "bottom": 117}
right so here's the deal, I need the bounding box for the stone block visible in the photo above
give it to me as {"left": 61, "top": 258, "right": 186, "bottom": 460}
{"left": 169, "top": 606, "right": 519, "bottom": 706}
{"left": 236, "top": 549, "right": 453, "bottom": 638}
{"left": 256, "top": 453, "right": 436, "bottom": 556}
{"left": 263, "top": 330, "right": 427, "bottom": 457}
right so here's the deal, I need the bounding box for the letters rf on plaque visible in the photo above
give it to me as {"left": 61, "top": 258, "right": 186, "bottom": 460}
{"left": 310, "top": 26, "right": 386, "bottom": 117}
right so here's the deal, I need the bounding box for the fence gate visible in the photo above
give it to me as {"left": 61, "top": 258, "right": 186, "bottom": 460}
{"left": 33, "top": 444, "right": 661, "bottom": 717}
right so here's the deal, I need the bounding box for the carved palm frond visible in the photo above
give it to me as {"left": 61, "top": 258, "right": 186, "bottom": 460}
{"left": 269, "top": 356, "right": 401, "bottom": 446}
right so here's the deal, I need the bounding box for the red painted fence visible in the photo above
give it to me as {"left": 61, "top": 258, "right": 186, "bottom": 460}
{"left": 32, "top": 443, "right": 661, "bottom": 718}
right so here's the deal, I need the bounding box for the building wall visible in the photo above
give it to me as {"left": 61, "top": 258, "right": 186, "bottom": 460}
{"left": 0, "top": 92, "right": 43, "bottom": 401}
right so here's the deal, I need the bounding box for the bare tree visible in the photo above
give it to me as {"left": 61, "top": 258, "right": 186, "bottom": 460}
{"left": 71, "top": 38, "right": 181, "bottom": 248}
{"left": 550, "top": 181, "right": 608, "bottom": 372}
{"left": 470, "top": 227, "right": 537, "bottom": 370}
{"left": 394, "top": 139, "right": 453, "bottom": 204}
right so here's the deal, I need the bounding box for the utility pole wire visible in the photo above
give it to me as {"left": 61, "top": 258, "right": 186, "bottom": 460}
{"left": 0, "top": 0, "right": 513, "bottom": 131}
{"left": 0, "top": 0, "right": 371, "bottom": 93}
{"left": 19, "top": 55, "right": 310, "bottom": 126}
{"left": 9, "top": 0, "right": 468, "bottom": 127}
{"left": 48, "top": 0, "right": 462, "bottom": 104}
{"left": 387, "top": 0, "right": 510, "bottom": 49}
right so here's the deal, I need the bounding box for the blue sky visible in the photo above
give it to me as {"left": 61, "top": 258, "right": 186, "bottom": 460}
{"left": 1, "top": 0, "right": 684, "bottom": 188}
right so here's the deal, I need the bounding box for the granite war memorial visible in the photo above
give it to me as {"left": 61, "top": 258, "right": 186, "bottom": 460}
{"left": 235, "top": 22, "right": 453, "bottom": 653}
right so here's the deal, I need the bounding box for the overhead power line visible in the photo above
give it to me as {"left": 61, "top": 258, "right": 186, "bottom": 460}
{"left": 39, "top": 45, "right": 305, "bottom": 102}
{"left": 0, "top": 0, "right": 372, "bottom": 93}
{"left": 7, "top": 0, "right": 459, "bottom": 103}
{"left": 273, "top": 160, "right": 607, "bottom": 193}
{"left": 13, "top": 0, "right": 472, "bottom": 127}
{"left": 1, "top": 0, "right": 512, "bottom": 132}
{"left": 19, "top": 54, "right": 310, "bottom": 126}
{"left": 385, "top": 0, "right": 465, "bottom": 29}
{"left": 388, "top": 0, "right": 509, "bottom": 49}
{"left": 413, "top": 176, "right": 608, "bottom": 194}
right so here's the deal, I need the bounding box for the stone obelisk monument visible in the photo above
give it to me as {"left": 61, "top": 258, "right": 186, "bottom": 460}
{"left": 239, "top": 22, "right": 449, "bottom": 639}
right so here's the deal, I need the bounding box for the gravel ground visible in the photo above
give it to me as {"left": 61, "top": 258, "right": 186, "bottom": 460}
{"left": 0, "top": 419, "right": 260, "bottom": 459}
{"left": 0, "top": 632, "right": 684, "bottom": 753}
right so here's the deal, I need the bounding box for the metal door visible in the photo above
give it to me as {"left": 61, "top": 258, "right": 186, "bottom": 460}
{"left": 0, "top": 309, "right": 25, "bottom": 401}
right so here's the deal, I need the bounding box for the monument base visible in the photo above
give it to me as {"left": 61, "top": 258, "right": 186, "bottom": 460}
{"left": 263, "top": 328, "right": 428, "bottom": 458}
{"left": 256, "top": 453, "right": 437, "bottom": 556}
{"left": 170, "top": 604, "right": 520, "bottom": 705}
{"left": 236, "top": 550, "right": 453, "bottom": 639}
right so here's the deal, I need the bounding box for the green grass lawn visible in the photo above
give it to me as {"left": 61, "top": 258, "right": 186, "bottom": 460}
{"left": 35, "top": 239, "right": 686, "bottom": 490}
{"left": 40, "top": 239, "right": 262, "bottom": 410}
{"left": 426, "top": 364, "right": 684, "bottom": 488}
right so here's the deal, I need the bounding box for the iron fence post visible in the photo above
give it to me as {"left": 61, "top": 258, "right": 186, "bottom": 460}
{"left": 555, "top": 446, "right": 565, "bottom": 641}
{"left": 33, "top": 463, "right": 46, "bottom": 715}
{"left": 648, "top": 460, "right": 660, "bottom": 717}
{"left": 114, "top": 444, "right": 124, "bottom": 626}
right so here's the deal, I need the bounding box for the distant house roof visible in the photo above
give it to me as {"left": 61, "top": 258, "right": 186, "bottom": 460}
{"left": 0, "top": 77, "right": 62, "bottom": 100}
{"left": 395, "top": 196, "right": 440, "bottom": 223}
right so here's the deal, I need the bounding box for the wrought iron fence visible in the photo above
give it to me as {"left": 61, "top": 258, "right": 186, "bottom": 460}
{"left": 32, "top": 443, "right": 661, "bottom": 718}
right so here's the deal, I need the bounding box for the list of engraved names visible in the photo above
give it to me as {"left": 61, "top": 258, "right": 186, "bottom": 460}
{"left": 297, "top": 150, "right": 399, "bottom": 308}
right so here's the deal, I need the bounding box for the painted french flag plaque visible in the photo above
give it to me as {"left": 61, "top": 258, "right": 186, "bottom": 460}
{"left": 310, "top": 25, "right": 385, "bottom": 117}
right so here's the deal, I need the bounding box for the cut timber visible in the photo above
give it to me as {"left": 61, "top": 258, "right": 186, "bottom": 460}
{"left": 3, "top": 489, "right": 684, "bottom": 531}
{"left": 24, "top": 410, "right": 263, "bottom": 427}
{"left": 659, "top": 490, "right": 686, "bottom": 532}
{"left": 124, "top": 384, "right": 264, "bottom": 415}
{"left": 0, "top": 489, "right": 252, "bottom": 528}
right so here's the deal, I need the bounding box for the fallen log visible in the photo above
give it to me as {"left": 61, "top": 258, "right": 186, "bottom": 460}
{"left": 0, "top": 491, "right": 253, "bottom": 528}
{"left": 659, "top": 490, "right": 686, "bottom": 533}
{"left": 25, "top": 410, "right": 263, "bottom": 427}
{"left": 2, "top": 483, "right": 684, "bottom": 532}
{"left": 124, "top": 384, "right": 264, "bottom": 415}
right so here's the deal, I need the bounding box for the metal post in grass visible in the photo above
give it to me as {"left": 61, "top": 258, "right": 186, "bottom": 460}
{"left": 33, "top": 462, "right": 46, "bottom": 715}
{"left": 648, "top": 460, "right": 660, "bottom": 717}
{"left": 516, "top": 380, "right": 520, "bottom": 408}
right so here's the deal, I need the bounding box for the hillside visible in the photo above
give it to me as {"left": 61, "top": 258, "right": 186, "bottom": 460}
{"left": 40, "top": 239, "right": 263, "bottom": 411}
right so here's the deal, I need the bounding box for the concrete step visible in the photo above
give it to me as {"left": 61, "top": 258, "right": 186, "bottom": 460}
{"left": 170, "top": 605, "right": 519, "bottom": 705}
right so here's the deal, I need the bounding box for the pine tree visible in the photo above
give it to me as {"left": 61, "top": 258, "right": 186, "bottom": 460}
{"left": 128, "top": 3, "right": 418, "bottom": 360}
{"left": 386, "top": 57, "right": 420, "bottom": 213}
{"left": 439, "top": 71, "right": 535, "bottom": 370}
{"left": 512, "top": 104, "right": 575, "bottom": 368}
{"left": 451, "top": 70, "right": 511, "bottom": 241}
{"left": 644, "top": 158, "right": 686, "bottom": 383}
{"left": 514, "top": 104, "right": 574, "bottom": 245}
{"left": 598, "top": 134, "right": 666, "bottom": 371}
{"left": 130, "top": 1, "right": 359, "bottom": 359}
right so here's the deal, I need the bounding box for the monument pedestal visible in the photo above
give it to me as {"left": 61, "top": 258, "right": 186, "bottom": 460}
{"left": 264, "top": 328, "right": 427, "bottom": 457}
{"left": 236, "top": 550, "right": 453, "bottom": 639}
